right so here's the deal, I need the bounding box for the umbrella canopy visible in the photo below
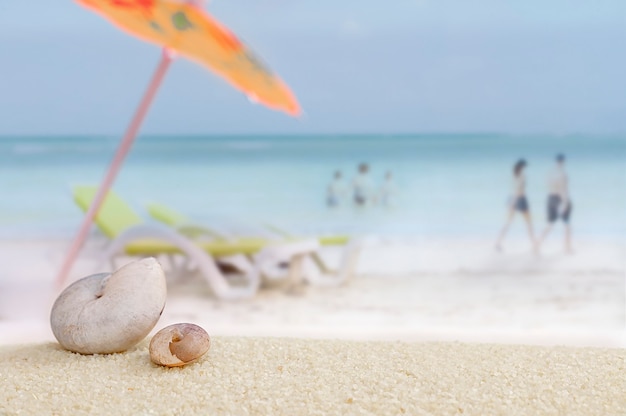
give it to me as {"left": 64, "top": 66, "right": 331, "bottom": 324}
{"left": 56, "top": 0, "right": 301, "bottom": 286}
{"left": 77, "top": 0, "right": 300, "bottom": 115}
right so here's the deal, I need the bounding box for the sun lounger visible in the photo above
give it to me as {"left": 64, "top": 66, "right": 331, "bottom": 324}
{"left": 145, "top": 202, "right": 362, "bottom": 287}
{"left": 72, "top": 185, "right": 318, "bottom": 300}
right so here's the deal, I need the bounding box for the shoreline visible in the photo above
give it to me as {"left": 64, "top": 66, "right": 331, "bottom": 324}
{"left": 1, "top": 234, "right": 624, "bottom": 276}
{"left": 1, "top": 320, "right": 624, "bottom": 349}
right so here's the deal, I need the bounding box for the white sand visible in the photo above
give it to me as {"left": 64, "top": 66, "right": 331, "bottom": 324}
{"left": 0, "top": 236, "right": 624, "bottom": 414}
{"left": 0, "top": 236, "right": 624, "bottom": 348}
{"left": 1, "top": 337, "right": 624, "bottom": 415}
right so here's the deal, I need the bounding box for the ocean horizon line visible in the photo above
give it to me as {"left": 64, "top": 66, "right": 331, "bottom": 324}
{"left": 1, "top": 132, "right": 624, "bottom": 141}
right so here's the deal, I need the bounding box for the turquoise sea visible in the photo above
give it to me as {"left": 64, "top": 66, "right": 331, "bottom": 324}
{"left": 0, "top": 134, "right": 624, "bottom": 239}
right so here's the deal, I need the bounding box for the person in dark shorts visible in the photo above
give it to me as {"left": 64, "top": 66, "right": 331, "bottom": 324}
{"left": 547, "top": 194, "right": 572, "bottom": 223}
{"left": 352, "top": 163, "right": 373, "bottom": 206}
{"left": 536, "top": 154, "right": 573, "bottom": 253}
{"left": 495, "top": 159, "right": 536, "bottom": 251}
{"left": 513, "top": 194, "right": 529, "bottom": 212}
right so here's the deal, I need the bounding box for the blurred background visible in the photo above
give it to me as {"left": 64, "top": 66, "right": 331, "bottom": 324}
{"left": 0, "top": 1, "right": 624, "bottom": 345}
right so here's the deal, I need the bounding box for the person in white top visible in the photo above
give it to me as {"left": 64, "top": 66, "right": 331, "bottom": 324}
{"left": 536, "top": 154, "right": 573, "bottom": 253}
{"left": 326, "top": 170, "right": 346, "bottom": 207}
{"left": 495, "top": 159, "right": 536, "bottom": 251}
{"left": 352, "top": 163, "right": 374, "bottom": 206}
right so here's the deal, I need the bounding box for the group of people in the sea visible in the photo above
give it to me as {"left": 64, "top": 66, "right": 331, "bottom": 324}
{"left": 326, "top": 163, "right": 395, "bottom": 208}
{"left": 495, "top": 153, "right": 573, "bottom": 253}
{"left": 325, "top": 154, "right": 573, "bottom": 253}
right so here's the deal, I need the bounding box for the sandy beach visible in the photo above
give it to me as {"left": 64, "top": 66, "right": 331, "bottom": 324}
{"left": 1, "top": 337, "right": 624, "bottom": 415}
{"left": 1, "top": 234, "right": 623, "bottom": 414}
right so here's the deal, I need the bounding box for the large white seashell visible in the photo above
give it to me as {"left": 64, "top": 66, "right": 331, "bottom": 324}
{"left": 149, "top": 323, "right": 211, "bottom": 367}
{"left": 50, "top": 257, "right": 167, "bottom": 354}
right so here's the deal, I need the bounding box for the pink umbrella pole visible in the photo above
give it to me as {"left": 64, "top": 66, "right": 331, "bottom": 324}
{"left": 55, "top": 49, "right": 175, "bottom": 288}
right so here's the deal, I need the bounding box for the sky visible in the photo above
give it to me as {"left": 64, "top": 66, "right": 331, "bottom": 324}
{"left": 1, "top": 0, "right": 625, "bottom": 135}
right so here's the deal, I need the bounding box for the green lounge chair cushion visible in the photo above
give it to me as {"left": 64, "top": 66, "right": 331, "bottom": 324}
{"left": 146, "top": 202, "right": 189, "bottom": 227}
{"left": 73, "top": 185, "right": 144, "bottom": 239}
{"left": 124, "top": 239, "right": 270, "bottom": 257}
{"left": 73, "top": 186, "right": 270, "bottom": 257}
{"left": 149, "top": 203, "right": 350, "bottom": 246}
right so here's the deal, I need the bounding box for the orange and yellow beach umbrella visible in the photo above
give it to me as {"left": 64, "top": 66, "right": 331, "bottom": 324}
{"left": 77, "top": 0, "right": 300, "bottom": 115}
{"left": 57, "top": 0, "right": 301, "bottom": 286}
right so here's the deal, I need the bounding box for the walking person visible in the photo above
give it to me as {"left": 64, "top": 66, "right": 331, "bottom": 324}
{"left": 495, "top": 159, "right": 536, "bottom": 251}
{"left": 536, "top": 154, "right": 573, "bottom": 253}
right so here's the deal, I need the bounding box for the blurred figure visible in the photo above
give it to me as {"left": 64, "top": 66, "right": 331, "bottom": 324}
{"left": 536, "top": 154, "right": 573, "bottom": 253}
{"left": 352, "top": 163, "right": 374, "bottom": 206}
{"left": 379, "top": 170, "right": 396, "bottom": 207}
{"left": 495, "top": 159, "right": 536, "bottom": 251}
{"left": 326, "top": 170, "right": 346, "bottom": 207}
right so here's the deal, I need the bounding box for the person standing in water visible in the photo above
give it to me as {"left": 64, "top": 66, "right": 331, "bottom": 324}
{"left": 536, "top": 154, "right": 573, "bottom": 253}
{"left": 495, "top": 159, "right": 536, "bottom": 251}
{"left": 352, "top": 163, "right": 373, "bottom": 206}
{"left": 326, "top": 170, "right": 346, "bottom": 207}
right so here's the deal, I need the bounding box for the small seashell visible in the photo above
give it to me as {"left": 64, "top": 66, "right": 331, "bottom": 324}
{"left": 50, "top": 258, "right": 167, "bottom": 355}
{"left": 149, "top": 323, "right": 210, "bottom": 367}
